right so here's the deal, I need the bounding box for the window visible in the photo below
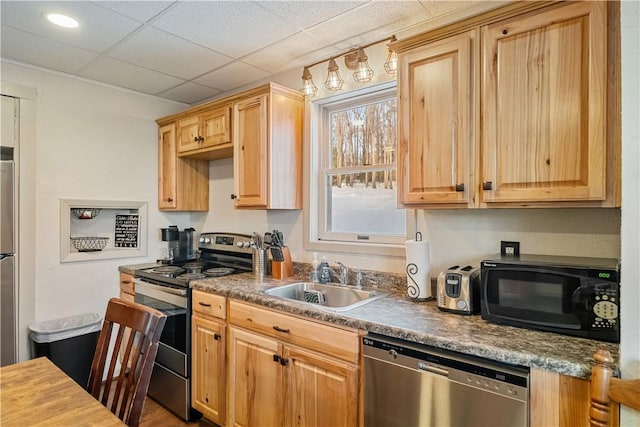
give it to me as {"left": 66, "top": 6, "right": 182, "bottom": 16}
{"left": 307, "top": 82, "right": 408, "bottom": 254}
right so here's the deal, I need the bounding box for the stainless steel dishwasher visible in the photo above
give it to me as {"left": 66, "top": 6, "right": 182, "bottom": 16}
{"left": 364, "top": 334, "right": 529, "bottom": 427}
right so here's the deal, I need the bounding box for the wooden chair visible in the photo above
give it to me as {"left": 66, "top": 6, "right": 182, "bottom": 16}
{"left": 589, "top": 349, "right": 640, "bottom": 426}
{"left": 87, "top": 298, "right": 166, "bottom": 427}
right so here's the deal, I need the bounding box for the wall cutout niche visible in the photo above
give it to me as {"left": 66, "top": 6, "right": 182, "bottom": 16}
{"left": 60, "top": 199, "right": 148, "bottom": 263}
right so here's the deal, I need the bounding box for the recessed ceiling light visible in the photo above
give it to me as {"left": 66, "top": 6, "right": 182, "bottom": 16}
{"left": 45, "top": 13, "right": 79, "bottom": 28}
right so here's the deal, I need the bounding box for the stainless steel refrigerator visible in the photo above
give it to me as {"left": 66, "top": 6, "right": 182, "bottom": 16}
{"left": 1, "top": 147, "right": 16, "bottom": 366}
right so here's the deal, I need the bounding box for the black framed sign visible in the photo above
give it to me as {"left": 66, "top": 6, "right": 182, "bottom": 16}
{"left": 114, "top": 214, "right": 139, "bottom": 248}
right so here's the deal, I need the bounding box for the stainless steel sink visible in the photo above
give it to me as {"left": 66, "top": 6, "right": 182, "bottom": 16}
{"left": 264, "top": 282, "right": 388, "bottom": 311}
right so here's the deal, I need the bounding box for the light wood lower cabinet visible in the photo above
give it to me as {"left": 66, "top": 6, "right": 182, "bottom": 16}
{"left": 227, "top": 300, "right": 360, "bottom": 427}
{"left": 530, "top": 368, "right": 618, "bottom": 427}
{"left": 191, "top": 291, "right": 226, "bottom": 425}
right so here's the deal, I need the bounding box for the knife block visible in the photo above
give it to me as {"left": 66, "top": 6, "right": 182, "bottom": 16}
{"left": 272, "top": 247, "right": 294, "bottom": 280}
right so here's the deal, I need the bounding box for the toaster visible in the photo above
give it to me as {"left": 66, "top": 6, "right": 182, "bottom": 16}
{"left": 437, "top": 263, "right": 481, "bottom": 315}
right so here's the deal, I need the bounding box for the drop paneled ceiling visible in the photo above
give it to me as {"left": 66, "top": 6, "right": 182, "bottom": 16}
{"left": 1, "top": 1, "right": 505, "bottom": 105}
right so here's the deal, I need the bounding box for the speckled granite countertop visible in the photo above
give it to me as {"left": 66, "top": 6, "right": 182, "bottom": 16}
{"left": 190, "top": 272, "right": 618, "bottom": 379}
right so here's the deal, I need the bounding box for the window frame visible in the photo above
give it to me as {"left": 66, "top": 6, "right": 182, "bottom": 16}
{"left": 303, "top": 81, "right": 411, "bottom": 257}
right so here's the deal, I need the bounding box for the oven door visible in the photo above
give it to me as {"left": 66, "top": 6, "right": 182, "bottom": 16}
{"left": 134, "top": 279, "right": 189, "bottom": 377}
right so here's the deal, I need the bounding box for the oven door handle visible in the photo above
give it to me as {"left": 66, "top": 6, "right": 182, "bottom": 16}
{"left": 134, "top": 278, "right": 188, "bottom": 308}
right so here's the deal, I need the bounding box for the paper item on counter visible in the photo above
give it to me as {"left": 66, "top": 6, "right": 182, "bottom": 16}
{"left": 405, "top": 239, "right": 432, "bottom": 300}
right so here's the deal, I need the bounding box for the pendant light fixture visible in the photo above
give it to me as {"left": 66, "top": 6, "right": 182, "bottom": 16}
{"left": 324, "top": 58, "right": 344, "bottom": 91}
{"left": 298, "top": 35, "right": 396, "bottom": 98}
{"left": 352, "top": 48, "right": 374, "bottom": 83}
{"left": 300, "top": 67, "right": 318, "bottom": 97}
{"left": 384, "top": 36, "right": 398, "bottom": 74}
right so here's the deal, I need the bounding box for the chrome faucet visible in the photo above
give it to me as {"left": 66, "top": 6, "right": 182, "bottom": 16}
{"left": 335, "top": 261, "right": 348, "bottom": 285}
{"left": 320, "top": 262, "right": 349, "bottom": 285}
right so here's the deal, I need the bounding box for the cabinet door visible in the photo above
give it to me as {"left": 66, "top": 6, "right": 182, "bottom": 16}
{"left": 191, "top": 315, "right": 225, "bottom": 425}
{"left": 233, "top": 95, "right": 268, "bottom": 208}
{"left": 284, "top": 346, "right": 359, "bottom": 427}
{"left": 177, "top": 115, "right": 201, "bottom": 153}
{"left": 481, "top": 2, "right": 606, "bottom": 204}
{"left": 201, "top": 105, "right": 231, "bottom": 148}
{"left": 158, "top": 123, "right": 178, "bottom": 209}
{"left": 398, "top": 31, "right": 474, "bottom": 207}
{"left": 227, "top": 326, "right": 284, "bottom": 427}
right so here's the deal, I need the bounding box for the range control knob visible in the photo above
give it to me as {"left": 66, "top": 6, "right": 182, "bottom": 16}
{"left": 236, "top": 241, "right": 244, "bottom": 248}
{"left": 242, "top": 241, "right": 251, "bottom": 248}
{"left": 199, "top": 237, "right": 205, "bottom": 243}
{"left": 203, "top": 237, "right": 211, "bottom": 244}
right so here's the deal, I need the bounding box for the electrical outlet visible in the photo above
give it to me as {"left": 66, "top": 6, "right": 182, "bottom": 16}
{"left": 501, "top": 241, "right": 520, "bottom": 257}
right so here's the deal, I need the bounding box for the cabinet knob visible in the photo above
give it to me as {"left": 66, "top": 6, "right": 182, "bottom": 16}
{"left": 455, "top": 183, "right": 465, "bottom": 192}
{"left": 502, "top": 29, "right": 508, "bottom": 35}
{"left": 167, "top": 197, "right": 174, "bottom": 202}
{"left": 230, "top": 194, "right": 237, "bottom": 200}
{"left": 482, "top": 181, "right": 493, "bottom": 191}
{"left": 214, "top": 333, "right": 221, "bottom": 341}
{"left": 193, "top": 136, "right": 198, "bottom": 142}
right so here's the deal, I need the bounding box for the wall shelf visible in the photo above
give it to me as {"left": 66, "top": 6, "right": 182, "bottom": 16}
{"left": 60, "top": 199, "right": 148, "bottom": 263}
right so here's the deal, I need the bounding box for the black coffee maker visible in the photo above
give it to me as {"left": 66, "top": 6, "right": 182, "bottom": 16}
{"left": 160, "top": 226, "right": 196, "bottom": 263}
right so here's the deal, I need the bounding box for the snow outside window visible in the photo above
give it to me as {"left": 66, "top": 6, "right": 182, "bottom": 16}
{"left": 310, "top": 82, "right": 407, "bottom": 249}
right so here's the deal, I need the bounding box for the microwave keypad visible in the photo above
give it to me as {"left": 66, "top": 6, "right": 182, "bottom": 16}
{"left": 592, "top": 287, "right": 618, "bottom": 329}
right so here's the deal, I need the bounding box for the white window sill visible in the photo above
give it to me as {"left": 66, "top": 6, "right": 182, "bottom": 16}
{"left": 303, "top": 239, "right": 405, "bottom": 258}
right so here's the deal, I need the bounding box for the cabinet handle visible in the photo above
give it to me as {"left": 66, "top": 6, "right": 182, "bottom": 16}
{"left": 279, "top": 358, "right": 289, "bottom": 367}
{"left": 198, "top": 302, "right": 212, "bottom": 307}
{"left": 230, "top": 194, "right": 237, "bottom": 200}
{"left": 273, "top": 325, "right": 290, "bottom": 333}
{"left": 213, "top": 333, "right": 221, "bottom": 340}
{"left": 273, "top": 354, "right": 281, "bottom": 363}
{"left": 455, "top": 183, "right": 464, "bottom": 192}
{"left": 482, "top": 181, "right": 493, "bottom": 191}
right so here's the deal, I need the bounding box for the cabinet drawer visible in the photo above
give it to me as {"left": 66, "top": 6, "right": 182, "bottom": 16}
{"left": 229, "top": 300, "right": 360, "bottom": 363}
{"left": 120, "top": 273, "right": 134, "bottom": 295}
{"left": 193, "top": 291, "right": 226, "bottom": 319}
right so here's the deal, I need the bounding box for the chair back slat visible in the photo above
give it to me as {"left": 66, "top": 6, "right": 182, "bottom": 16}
{"left": 87, "top": 298, "right": 166, "bottom": 427}
{"left": 589, "top": 349, "right": 640, "bottom": 426}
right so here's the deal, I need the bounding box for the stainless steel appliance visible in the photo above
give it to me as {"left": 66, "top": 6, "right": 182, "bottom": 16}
{"left": 134, "top": 232, "right": 253, "bottom": 421}
{"left": 363, "top": 334, "right": 529, "bottom": 427}
{"left": 1, "top": 147, "right": 16, "bottom": 367}
{"left": 481, "top": 254, "right": 620, "bottom": 342}
{"left": 437, "top": 263, "right": 481, "bottom": 315}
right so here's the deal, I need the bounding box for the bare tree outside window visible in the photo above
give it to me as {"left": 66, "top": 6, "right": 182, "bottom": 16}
{"left": 322, "top": 95, "right": 404, "bottom": 239}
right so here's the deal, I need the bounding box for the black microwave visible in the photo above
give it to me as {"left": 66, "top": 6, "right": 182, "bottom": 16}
{"left": 481, "top": 254, "right": 620, "bottom": 342}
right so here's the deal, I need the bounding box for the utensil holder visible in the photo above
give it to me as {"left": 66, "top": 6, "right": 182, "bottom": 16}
{"left": 272, "top": 247, "right": 294, "bottom": 280}
{"left": 253, "top": 248, "right": 269, "bottom": 279}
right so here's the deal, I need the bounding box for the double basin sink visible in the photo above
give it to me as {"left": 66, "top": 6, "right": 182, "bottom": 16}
{"left": 264, "top": 281, "right": 388, "bottom": 311}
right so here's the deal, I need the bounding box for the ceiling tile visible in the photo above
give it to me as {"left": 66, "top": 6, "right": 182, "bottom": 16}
{"left": 92, "top": 1, "right": 176, "bottom": 23}
{"left": 243, "top": 31, "right": 335, "bottom": 73}
{"left": 0, "top": 1, "right": 141, "bottom": 53}
{"left": 194, "top": 61, "right": 271, "bottom": 92}
{"left": 150, "top": 1, "right": 297, "bottom": 58}
{"left": 309, "top": 1, "right": 430, "bottom": 45}
{"left": 78, "top": 56, "right": 183, "bottom": 95}
{"left": 257, "top": 1, "right": 364, "bottom": 31}
{"left": 107, "top": 27, "right": 233, "bottom": 80}
{"left": 157, "top": 82, "right": 222, "bottom": 105}
{"left": 0, "top": 25, "right": 98, "bottom": 74}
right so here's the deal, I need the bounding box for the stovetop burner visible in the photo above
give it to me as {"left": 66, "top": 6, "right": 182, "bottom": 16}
{"left": 150, "top": 266, "right": 185, "bottom": 275}
{"left": 177, "top": 272, "right": 207, "bottom": 280}
{"left": 204, "top": 267, "right": 235, "bottom": 277}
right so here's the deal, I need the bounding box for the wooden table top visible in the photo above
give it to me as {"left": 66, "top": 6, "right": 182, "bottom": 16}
{"left": 0, "top": 357, "right": 124, "bottom": 426}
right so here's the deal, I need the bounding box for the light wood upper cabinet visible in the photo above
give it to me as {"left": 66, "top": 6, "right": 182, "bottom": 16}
{"left": 481, "top": 1, "right": 608, "bottom": 205}
{"left": 177, "top": 105, "right": 233, "bottom": 160}
{"left": 232, "top": 85, "right": 303, "bottom": 209}
{"left": 398, "top": 30, "right": 475, "bottom": 208}
{"left": 393, "top": 0, "right": 619, "bottom": 208}
{"left": 157, "top": 122, "right": 209, "bottom": 211}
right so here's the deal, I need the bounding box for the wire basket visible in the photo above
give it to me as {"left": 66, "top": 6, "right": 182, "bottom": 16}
{"left": 71, "top": 208, "right": 101, "bottom": 220}
{"left": 70, "top": 237, "right": 109, "bottom": 252}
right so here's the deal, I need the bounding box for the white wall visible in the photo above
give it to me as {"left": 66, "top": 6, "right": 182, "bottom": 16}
{"left": 1, "top": 61, "right": 190, "bottom": 360}
{"left": 620, "top": 1, "right": 640, "bottom": 425}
